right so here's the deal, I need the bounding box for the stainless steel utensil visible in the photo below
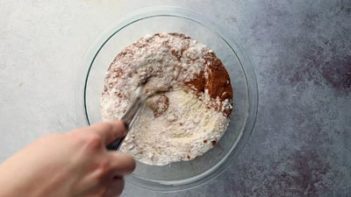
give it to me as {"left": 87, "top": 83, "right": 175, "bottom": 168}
{"left": 106, "top": 86, "right": 166, "bottom": 150}
{"left": 106, "top": 87, "right": 145, "bottom": 150}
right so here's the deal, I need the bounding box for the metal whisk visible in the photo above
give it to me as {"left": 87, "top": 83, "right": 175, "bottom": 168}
{"left": 106, "top": 87, "right": 165, "bottom": 150}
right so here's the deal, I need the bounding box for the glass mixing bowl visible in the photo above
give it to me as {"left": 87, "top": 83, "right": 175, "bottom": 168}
{"left": 84, "top": 6, "right": 258, "bottom": 191}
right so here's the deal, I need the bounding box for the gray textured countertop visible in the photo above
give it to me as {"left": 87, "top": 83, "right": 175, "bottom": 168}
{"left": 1, "top": 0, "right": 350, "bottom": 196}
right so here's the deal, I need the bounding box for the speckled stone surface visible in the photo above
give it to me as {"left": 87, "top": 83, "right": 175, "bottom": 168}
{"left": 0, "top": 0, "right": 350, "bottom": 196}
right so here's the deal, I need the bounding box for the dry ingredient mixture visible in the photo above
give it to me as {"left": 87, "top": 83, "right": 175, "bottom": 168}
{"left": 101, "top": 33, "right": 233, "bottom": 166}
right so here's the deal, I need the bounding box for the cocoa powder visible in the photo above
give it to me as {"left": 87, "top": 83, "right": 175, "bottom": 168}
{"left": 185, "top": 51, "right": 233, "bottom": 116}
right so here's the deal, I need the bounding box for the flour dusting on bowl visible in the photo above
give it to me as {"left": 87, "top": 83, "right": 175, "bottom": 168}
{"left": 101, "top": 33, "right": 233, "bottom": 165}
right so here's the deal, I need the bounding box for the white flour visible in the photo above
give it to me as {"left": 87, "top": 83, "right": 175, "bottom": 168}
{"left": 101, "top": 33, "right": 232, "bottom": 165}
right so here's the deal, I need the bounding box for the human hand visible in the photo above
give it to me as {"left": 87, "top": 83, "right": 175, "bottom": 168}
{"left": 0, "top": 121, "right": 135, "bottom": 197}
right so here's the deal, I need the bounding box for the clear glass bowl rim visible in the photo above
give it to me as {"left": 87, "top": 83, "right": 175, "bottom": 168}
{"left": 83, "top": 6, "right": 258, "bottom": 192}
